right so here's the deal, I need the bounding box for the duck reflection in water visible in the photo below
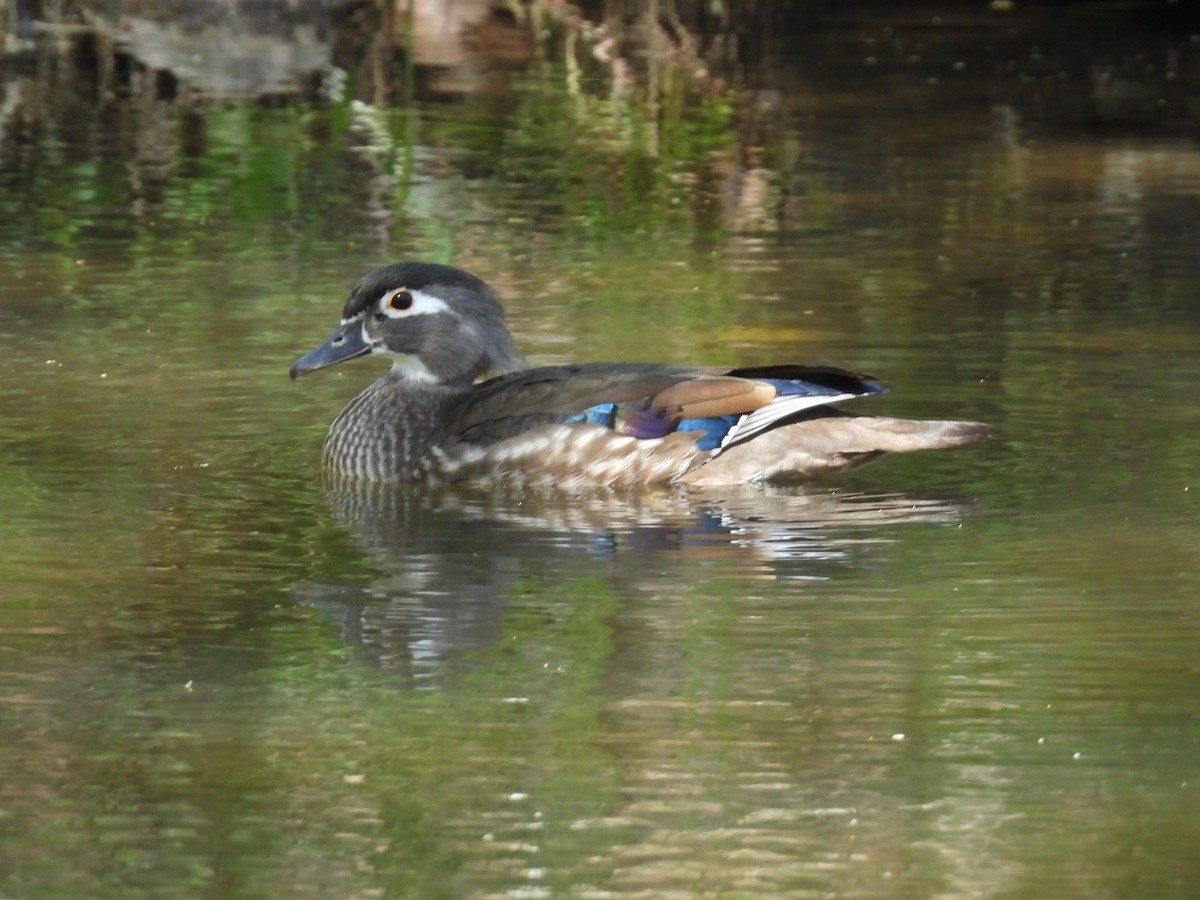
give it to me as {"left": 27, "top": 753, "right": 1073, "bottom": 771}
{"left": 293, "top": 478, "right": 976, "bottom": 678}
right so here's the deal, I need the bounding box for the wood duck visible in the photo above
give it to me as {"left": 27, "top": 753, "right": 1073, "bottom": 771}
{"left": 290, "top": 262, "right": 990, "bottom": 487}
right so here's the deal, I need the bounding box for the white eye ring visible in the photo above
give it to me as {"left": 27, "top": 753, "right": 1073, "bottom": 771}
{"left": 375, "top": 287, "right": 451, "bottom": 319}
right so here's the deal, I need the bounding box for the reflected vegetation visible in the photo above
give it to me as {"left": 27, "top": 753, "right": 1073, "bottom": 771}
{"left": 2, "top": 1, "right": 1200, "bottom": 897}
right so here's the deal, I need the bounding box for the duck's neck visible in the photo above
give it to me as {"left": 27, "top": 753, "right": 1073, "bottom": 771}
{"left": 322, "top": 375, "right": 463, "bottom": 483}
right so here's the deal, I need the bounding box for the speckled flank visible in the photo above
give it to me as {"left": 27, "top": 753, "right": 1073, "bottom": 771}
{"left": 320, "top": 374, "right": 709, "bottom": 486}
{"left": 319, "top": 371, "right": 989, "bottom": 487}
{"left": 435, "top": 426, "right": 705, "bottom": 488}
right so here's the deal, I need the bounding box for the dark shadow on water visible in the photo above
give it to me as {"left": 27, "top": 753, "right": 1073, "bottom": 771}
{"left": 292, "top": 478, "right": 978, "bottom": 677}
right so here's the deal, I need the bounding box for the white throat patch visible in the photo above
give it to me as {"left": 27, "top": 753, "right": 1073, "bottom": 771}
{"left": 354, "top": 321, "right": 439, "bottom": 381}
{"left": 385, "top": 350, "right": 439, "bottom": 381}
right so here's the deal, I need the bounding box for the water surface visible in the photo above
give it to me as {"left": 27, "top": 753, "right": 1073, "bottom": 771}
{"left": 1, "top": 13, "right": 1199, "bottom": 897}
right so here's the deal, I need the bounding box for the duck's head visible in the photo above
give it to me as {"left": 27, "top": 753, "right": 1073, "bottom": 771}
{"left": 289, "top": 262, "right": 527, "bottom": 385}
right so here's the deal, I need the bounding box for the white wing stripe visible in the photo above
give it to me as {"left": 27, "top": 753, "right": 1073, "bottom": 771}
{"left": 717, "top": 392, "right": 859, "bottom": 452}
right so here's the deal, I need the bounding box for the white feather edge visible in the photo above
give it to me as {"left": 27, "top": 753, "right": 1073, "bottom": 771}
{"left": 715, "top": 391, "right": 859, "bottom": 454}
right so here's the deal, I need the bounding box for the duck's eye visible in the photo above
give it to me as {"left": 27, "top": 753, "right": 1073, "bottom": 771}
{"left": 387, "top": 289, "right": 413, "bottom": 311}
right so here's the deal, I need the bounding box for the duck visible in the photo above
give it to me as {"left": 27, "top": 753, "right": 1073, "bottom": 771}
{"left": 289, "top": 262, "right": 990, "bottom": 487}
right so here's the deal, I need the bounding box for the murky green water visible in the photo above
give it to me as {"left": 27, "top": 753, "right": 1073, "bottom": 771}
{"left": 2, "top": 12, "right": 1199, "bottom": 897}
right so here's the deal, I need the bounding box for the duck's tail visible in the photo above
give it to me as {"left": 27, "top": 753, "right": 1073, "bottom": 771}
{"left": 680, "top": 416, "right": 992, "bottom": 486}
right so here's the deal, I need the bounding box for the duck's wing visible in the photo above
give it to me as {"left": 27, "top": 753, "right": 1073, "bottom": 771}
{"left": 449, "top": 363, "right": 882, "bottom": 447}
{"left": 700, "top": 365, "right": 885, "bottom": 451}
